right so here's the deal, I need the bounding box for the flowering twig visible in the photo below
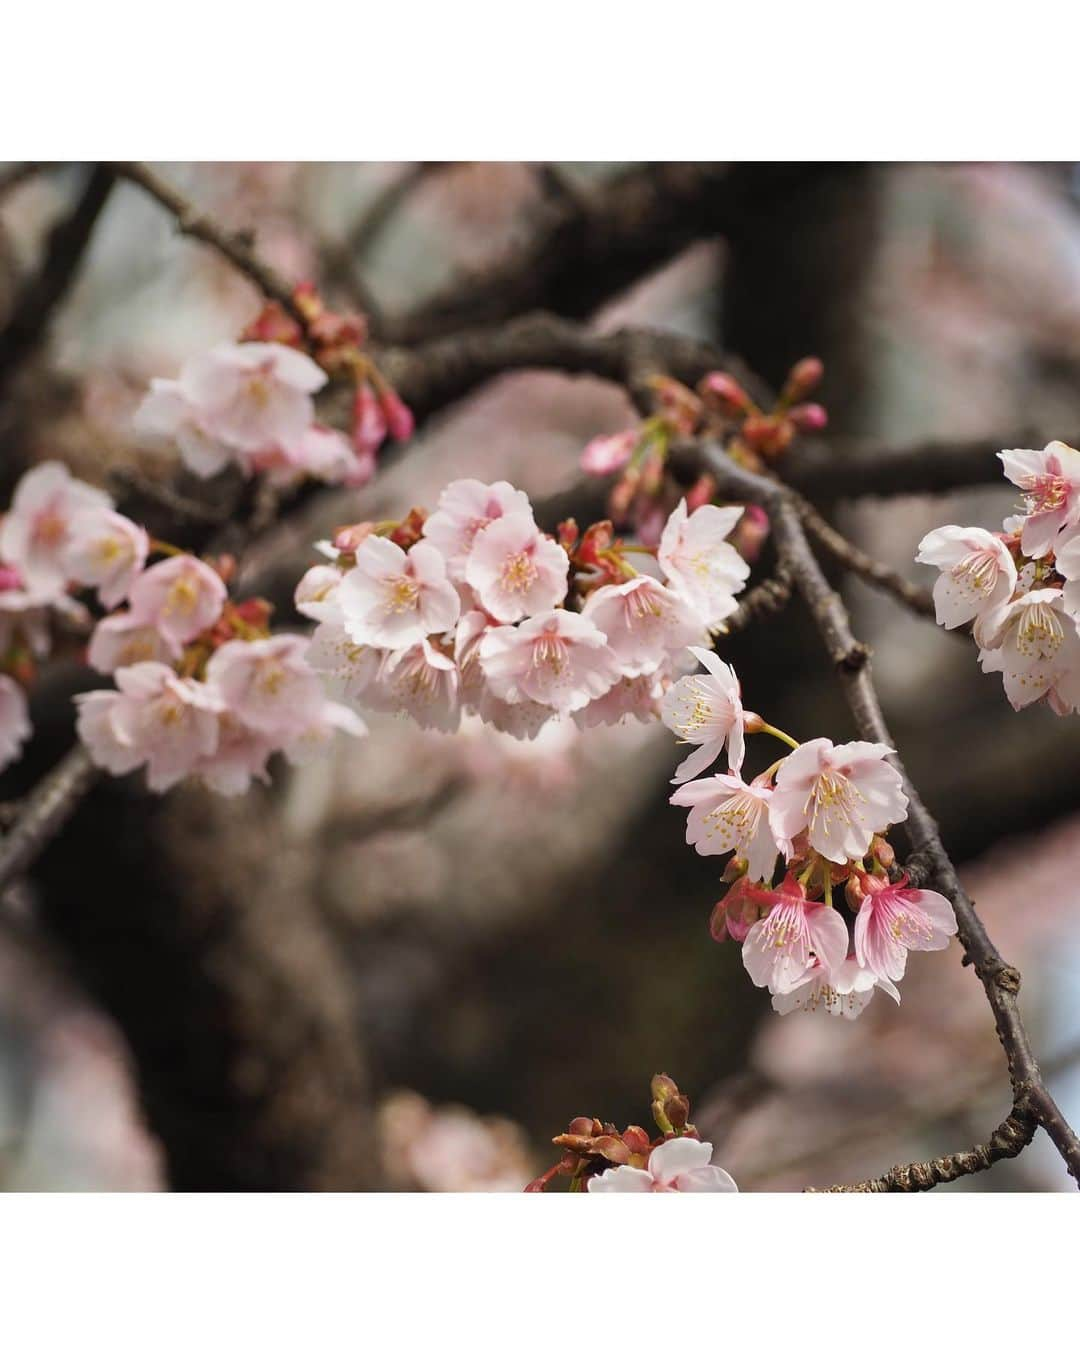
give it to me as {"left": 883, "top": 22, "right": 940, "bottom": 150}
{"left": 694, "top": 444, "right": 1080, "bottom": 1188}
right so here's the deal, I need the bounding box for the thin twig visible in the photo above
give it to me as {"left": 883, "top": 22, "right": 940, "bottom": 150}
{"left": 0, "top": 746, "right": 99, "bottom": 894}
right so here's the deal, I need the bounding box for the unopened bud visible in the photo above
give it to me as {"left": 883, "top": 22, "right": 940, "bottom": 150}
{"left": 651, "top": 1073, "right": 680, "bottom": 1104}
{"left": 557, "top": 518, "right": 579, "bottom": 552}
{"left": 788, "top": 402, "right": 828, "bottom": 433}
{"left": 666, "top": 1094, "right": 690, "bottom": 1132}
{"left": 742, "top": 414, "right": 794, "bottom": 458}
{"left": 684, "top": 473, "right": 717, "bottom": 514}
{"left": 782, "top": 356, "right": 824, "bottom": 404}
{"left": 870, "top": 835, "right": 895, "bottom": 870}
{"left": 353, "top": 384, "right": 388, "bottom": 456}
{"left": 378, "top": 386, "right": 415, "bottom": 443}
{"left": 698, "top": 371, "right": 753, "bottom": 417}
{"left": 333, "top": 521, "right": 377, "bottom": 554}
{"left": 389, "top": 507, "right": 428, "bottom": 550}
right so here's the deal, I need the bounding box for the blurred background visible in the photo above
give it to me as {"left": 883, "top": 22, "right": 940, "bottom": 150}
{"left": 1, "top": 162, "right": 1079, "bottom": 1192}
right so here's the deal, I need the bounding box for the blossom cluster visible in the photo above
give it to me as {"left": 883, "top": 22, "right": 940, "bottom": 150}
{"left": 662, "top": 651, "right": 958, "bottom": 1018}
{"left": 134, "top": 284, "right": 413, "bottom": 489}
{"left": 527, "top": 1074, "right": 737, "bottom": 1194}
{"left": 297, "top": 478, "right": 752, "bottom": 740}
{"left": 917, "top": 439, "right": 1080, "bottom": 715}
{"left": 0, "top": 459, "right": 362, "bottom": 792}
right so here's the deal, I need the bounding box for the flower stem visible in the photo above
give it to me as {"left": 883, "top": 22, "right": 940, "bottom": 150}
{"left": 756, "top": 722, "right": 801, "bottom": 752}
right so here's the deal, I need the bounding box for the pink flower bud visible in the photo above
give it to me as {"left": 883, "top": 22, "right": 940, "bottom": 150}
{"left": 788, "top": 402, "right": 828, "bottom": 433}
{"left": 378, "top": 386, "right": 415, "bottom": 443}
{"left": 0, "top": 564, "right": 24, "bottom": 592}
{"left": 352, "top": 384, "right": 388, "bottom": 456}
{"left": 684, "top": 473, "right": 717, "bottom": 513}
{"left": 782, "top": 356, "right": 824, "bottom": 403}
{"left": 697, "top": 371, "right": 752, "bottom": 417}
{"left": 732, "top": 503, "right": 770, "bottom": 563}
{"left": 580, "top": 430, "right": 636, "bottom": 477}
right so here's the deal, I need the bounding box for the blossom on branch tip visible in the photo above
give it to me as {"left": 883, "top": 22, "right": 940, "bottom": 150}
{"left": 658, "top": 500, "right": 749, "bottom": 626}
{"left": 179, "top": 341, "right": 326, "bottom": 454}
{"left": 741, "top": 876, "right": 849, "bottom": 995}
{"left": 998, "top": 440, "right": 1080, "bottom": 558}
{"left": 587, "top": 1137, "right": 737, "bottom": 1193}
{"left": 768, "top": 738, "right": 908, "bottom": 865}
{"left": 852, "top": 873, "right": 957, "bottom": 982}
{"left": 771, "top": 954, "right": 899, "bottom": 1019}
{"left": 660, "top": 647, "right": 746, "bottom": 783}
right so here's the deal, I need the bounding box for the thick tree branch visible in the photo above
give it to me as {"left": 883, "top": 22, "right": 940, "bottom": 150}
{"left": 0, "top": 163, "right": 115, "bottom": 391}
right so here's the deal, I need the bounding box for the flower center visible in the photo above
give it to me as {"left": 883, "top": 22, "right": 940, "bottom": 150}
{"left": 384, "top": 575, "right": 420, "bottom": 614}
{"left": 1020, "top": 472, "right": 1068, "bottom": 517}
{"left": 165, "top": 577, "right": 199, "bottom": 617}
{"left": 1014, "top": 602, "right": 1063, "bottom": 659}
{"left": 705, "top": 792, "right": 759, "bottom": 845}
{"left": 627, "top": 585, "right": 663, "bottom": 623}
{"left": 952, "top": 550, "right": 997, "bottom": 594}
{"left": 33, "top": 509, "right": 67, "bottom": 549}
{"left": 806, "top": 769, "right": 862, "bottom": 838}
{"left": 532, "top": 634, "right": 567, "bottom": 674}
{"left": 500, "top": 550, "right": 538, "bottom": 594}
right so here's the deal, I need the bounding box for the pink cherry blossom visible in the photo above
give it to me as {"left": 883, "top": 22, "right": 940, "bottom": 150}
{"left": 768, "top": 738, "right": 908, "bottom": 865}
{"left": 587, "top": 1137, "right": 737, "bottom": 1193}
{"left": 179, "top": 341, "right": 326, "bottom": 454}
{"left": 741, "top": 876, "right": 849, "bottom": 995}
{"left": 1053, "top": 534, "right": 1080, "bottom": 624}
{"left": 478, "top": 609, "right": 620, "bottom": 714}
{"left": 915, "top": 525, "right": 1017, "bottom": 628}
{"left": 581, "top": 575, "right": 704, "bottom": 677}
{"left": 134, "top": 379, "right": 234, "bottom": 478}
{"left": 455, "top": 610, "right": 554, "bottom": 739}
{"left": 771, "top": 954, "right": 900, "bottom": 1019}
{"left": 422, "top": 478, "right": 534, "bottom": 581}
{"left": 63, "top": 508, "right": 149, "bottom": 609}
{"left": 76, "top": 662, "right": 223, "bottom": 792}
{"left": 580, "top": 430, "right": 636, "bottom": 477}
{"left": 999, "top": 441, "right": 1080, "bottom": 558}
{"left": 977, "top": 588, "right": 1080, "bottom": 711}
{"left": 0, "top": 461, "right": 112, "bottom": 591}
{"left": 88, "top": 611, "right": 182, "bottom": 674}
{"left": 280, "top": 699, "right": 368, "bottom": 764}
{"left": 572, "top": 673, "right": 665, "bottom": 728}
{"left": 669, "top": 771, "right": 784, "bottom": 881}
{"left": 658, "top": 499, "right": 749, "bottom": 626}
{"left": 204, "top": 635, "right": 325, "bottom": 739}
{"left": 0, "top": 571, "right": 86, "bottom": 658}
{"left": 336, "top": 537, "right": 460, "bottom": 651}
{"left": 853, "top": 873, "right": 958, "bottom": 982}
{"left": 464, "top": 514, "right": 569, "bottom": 622}
{"left": 660, "top": 647, "right": 746, "bottom": 783}
{"left": 367, "top": 639, "right": 461, "bottom": 732}
{"left": 305, "top": 621, "right": 385, "bottom": 704}
{"left": 0, "top": 674, "right": 31, "bottom": 772}
{"left": 195, "top": 713, "right": 274, "bottom": 796}
{"left": 128, "top": 555, "right": 228, "bottom": 646}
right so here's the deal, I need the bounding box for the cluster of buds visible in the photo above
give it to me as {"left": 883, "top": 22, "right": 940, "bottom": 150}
{"left": 662, "top": 652, "right": 958, "bottom": 1018}
{"left": 296, "top": 478, "right": 752, "bottom": 740}
{"left": 917, "top": 439, "right": 1080, "bottom": 716}
{"left": 134, "top": 283, "right": 413, "bottom": 490}
{"left": 526, "top": 1075, "right": 737, "bottom": 1193}
{"left": 579, "top": 356, "right": 827, "bottom": 550}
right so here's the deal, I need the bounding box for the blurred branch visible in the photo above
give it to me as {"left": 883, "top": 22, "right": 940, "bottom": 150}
{"left": 0, "top": 746, "right": 99, "bottom": 895}
{"left": 797, "top": 497, "right": 935, "bottom": 616}
{"left": 0, "top": 163, "right": 114, "bottom": 393}
{"left": 0, "top": 161, "right": 46, "bottom": 201}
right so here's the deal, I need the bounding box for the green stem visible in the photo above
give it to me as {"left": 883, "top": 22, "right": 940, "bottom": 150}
{"left": 756, "top": 721, "right": 801, "bottom": 752}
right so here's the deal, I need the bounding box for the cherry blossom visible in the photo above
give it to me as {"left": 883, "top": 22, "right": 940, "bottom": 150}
{"left": 741, "top": 876, "right": 849, "bottom": 995}
{"left": 1052, "top": 534, "right": 1080, "bottom": 624}
{"left": 660, "top": 647, "right": 746, "bottom": 783}
{"left": 581, "top": 575, "right": 704, "bottom": 677}
{"left": 658, "top": 499, "right": 749, "bottom": 626}
{"left": 305, "top": 621, "right": 385, "bottom": 704}
{"left": 87, "top": 611, "right": 181, "bottom": 674}
{"left": 478, "top": 609, "right": 620, "bottom": 714}
{"left": 278, "top": 699, "right": 368, "bottom": 764}
{"left": 455, "top": 610, "right": 554, "bottom": 739}
{"left": 63, "top": 508, "right": 149, "bottom": 609}
{"left": 204, "top": 635, "right": 325, "bottom": 739}
{"left": 134, "top": 379, "right": 234, "bottom": 478}
{"left": 0, "top": 674, "right": 31, "bottom": 772}
{"left": 294, "top": 563, "right": 344, "bottom": 623}
{"left": 76, "top": 662, "right": 223, "bottom": 792}
{"left": 0, "top": 571, "right": 86, "bottom": 658}
{"left": 768, "top": 738, "right": 908, "bottom": 865}
{"left": 178, "top": 341, "right": 326, "bottom": 453}
{"left": 852, "top": 873, "right": 958, "bottom": 982}
{"left": 422, "top": 478, "right": 534, "bottom": 581}
{"left": 669, "top": 771, "right": 783, "bottom": 880}
{"left": 587, "top": 1137, "right": 737, "bottom": 1193}
{"left": 464, "top": 514, "right": 569, "bottom": 623}
{"left": 580, "top": 430, "right": 636, "bottom": 477}
{"left": 977, "top": 588, "right": 1080, "bottom": 711}
{"left": 915, "top": 525, "right": 1018, "bottom": 628}
{"left": 0, "top": 460, "right": 111, "bottom": 591}
{"left": 771, "top": 954, "right": 900, "bottom": 1019}
{"left": 128, "top": 555, "right": 228, "bottom": 646}
{"left": 998, "top": 440, "right": 1080, "bottom": 558}
{"left": 572, "top": 673, "right": 664, "bottom": 728}
{"left": 367, "top": 640, "right": 461, "bottom": 732}
{"left": 194, "top": 714, "right": 274, "bottom": 797}
{"left": 336, "top": 537, "right": 460, "bottom": 651}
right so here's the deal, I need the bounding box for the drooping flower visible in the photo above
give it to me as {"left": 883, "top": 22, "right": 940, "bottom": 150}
{"left": 336, "top": 537, "right": 460, "bottom": 650}
{"left": 367, "top": 639, "right": 461, "bottom": 732}
{"left": 581, "top": 575, "right": 704, "bottom": 677}
{"left": 587, "top": 1137, "right": 737, "bottom": 1193}
{"left": 204, "top": 635, "right": 326, "bottom": 739}
{"left": 852, "top": 873, "right": 958, "bottom": 982}
{"left": 670, "top": 771, "right": 784, "bottom": 881}
{"left": 658, "top": 499, "right": 749, "bottom": 626}
{"left": 572, "top": 672, "right": 665, "bottom": 728}
{"left": 478, "top": 609, "right": 620, "bottom": 714}
{"left": 305, "top": 621, "right": 385, "bottom": 704}
{"left": 293, "top": 563, "right": 344, "bottom": 623}
{"left": 977, "top": 588, "right": 1080, "bottom": 711}
{"left": 741, "top": 876, "right": 849, "bottom": 995}
{"left": 63, "top": 508, "right": 149, "bottom": 609}
{"left": 0, "top": 674, "right": 31, "bottom": 772}
{"left": 660, "top": 646, "right": 746, "bottom": 783}
{"left": 128, "top": 554, "right": 228, "bottom": 646}
{"left": 464, "top": 514, "right": 569, "bottom": 622}
{"left": 455, "top": 610, "right": 554, "bottom": 739}
{"left": 177, "top": 341, "right": 327, "bottom": 454}
{"left": 771, "top": 954, "right": 900, "bottom": 1019}
{"left": 279, "top": 699, "right": 368, "bottom": 764}
{"left": 422, "top": 478, "right": 534, "bottom": 581}
{"left": 87, "top": 610, "right": 181, "bottom": 674}
{"left": 194, "top": 713, "right": 274, "bottom": 797}
{"left": 710, "top": 876, "right": 772, "bottom": 943}
{"left": 0, "top": 461, "right": 112, "bottom": 591}
{"left": 768, "top": 738, "right": 908, "bottom": 865}
{"left": 76, "top": 661, "right": 223, "bottom": 792}
{"left": 915, "top": 525, "right": 1017, "bottom": 628}
{"left": 998, "top": 440, "right": 1080, "bottom": 558}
